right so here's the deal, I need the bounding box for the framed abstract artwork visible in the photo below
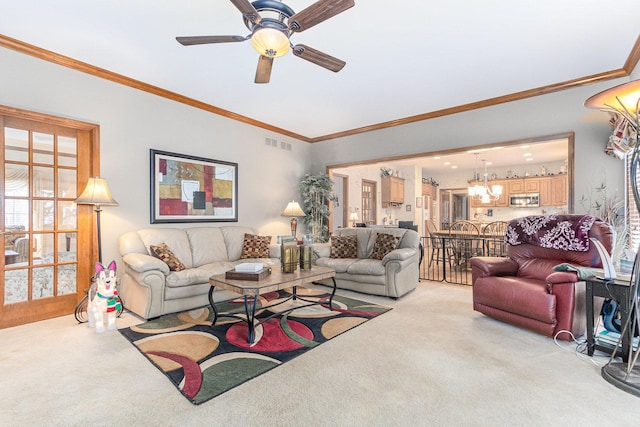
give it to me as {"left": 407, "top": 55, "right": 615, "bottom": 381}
{"left": 150, "top": 149, "right": 238, "bottom": 223}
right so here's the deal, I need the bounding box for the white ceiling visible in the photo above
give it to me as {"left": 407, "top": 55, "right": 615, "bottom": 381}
{"left": 0, "top": 1, "right": 639, "bottom": 140}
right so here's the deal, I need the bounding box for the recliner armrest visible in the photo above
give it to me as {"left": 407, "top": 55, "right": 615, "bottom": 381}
{"left": 470, "top": 257, "right": 519, "bottom": 277}
{"left": 546, "top": 271, "right": 579, "bottom": 285}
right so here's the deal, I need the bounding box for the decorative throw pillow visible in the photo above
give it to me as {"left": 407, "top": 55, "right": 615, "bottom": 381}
{"left": 369, "top": 233, "right": 400, "bottom": 260}
{"left": 330, "top": 235, "right": 358, "bottom": 259}
{"left": 240, "top": 233, "right": 272, "bottom": 259}
{"left": 149, "top": 243, "right": 186, "bottom": 272}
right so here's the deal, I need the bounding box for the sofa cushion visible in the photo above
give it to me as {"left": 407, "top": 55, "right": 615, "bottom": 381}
{"left": 222, "top": 226, "right": 259, "bottom": 261}
{"left": 315, "top": 256, "right": 358, "bottom": 273}
{"left": 369, "top": 233, "right": 400, "bottom": 260}
{"left": 186, "top": 227, "right": 229, "bottom": 266}
{"left": 137, "top": 228, "right": 194, "bottom": 268}
{"left": 347, "top": 259, "right": 385, "bottom": 275}
{"left": 240, "top": 233, "right": 272, "bottom": 259}
{"left": 330, "top": 235, "right": 358, "bottom": 258}
{"left": 149, "top": 243, "right": 186, "bottom": 272}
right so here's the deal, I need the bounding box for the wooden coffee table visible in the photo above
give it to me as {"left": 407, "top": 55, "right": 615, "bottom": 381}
{"left": 208, "top": 266, "right": 337, "bottom": 343}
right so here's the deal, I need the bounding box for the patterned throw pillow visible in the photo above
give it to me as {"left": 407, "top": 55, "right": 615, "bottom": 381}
{"left": 369, "top": 233, "right": 400, "bottom": 260}
{"left": 330, "top": 235, "right": 358, "bottom": 259}
{"left": 149, "top": 243, "right": 186, "bottom": 272}
{"left": 240, "top": 233, "right": 272, "bottom": 259}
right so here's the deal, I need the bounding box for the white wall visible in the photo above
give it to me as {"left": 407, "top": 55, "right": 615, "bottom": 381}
{"left": 310, "top": 80, "right": 631, "bottom": 217}
{"left": 0, "top": 48, "right": 310, "bottom": 265}
{"left": 0, "top": 45, "right": 636, "bottom": 265}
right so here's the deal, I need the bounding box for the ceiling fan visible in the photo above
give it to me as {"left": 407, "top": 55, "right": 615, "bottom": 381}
{"left": 176, "top": 0, "right": 354, "bottom": 84}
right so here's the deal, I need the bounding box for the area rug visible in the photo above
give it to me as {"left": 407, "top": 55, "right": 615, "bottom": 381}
{"left": 118, "top": 288, "right": 391, "bottom": 405}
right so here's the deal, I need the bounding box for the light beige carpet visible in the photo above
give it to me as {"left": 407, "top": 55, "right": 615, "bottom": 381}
{"left": 1, "top": 281, "right": 640, "bottom": 426}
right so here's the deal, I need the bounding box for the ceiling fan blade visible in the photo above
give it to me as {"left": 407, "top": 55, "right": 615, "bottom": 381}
{"left": 176, "top": 35, "right": 246, "bottom": 45}
{"left": 292, "top": 44, "right": 345, "bottom": 72}
{"left": 255, "top": 56, "right": 273, "bottom": 84}
{"left": 288, "top": 0, "right": 355, "bottom": 33}
{"left": 230, "top": 0, "right": 261, "bottom": 24}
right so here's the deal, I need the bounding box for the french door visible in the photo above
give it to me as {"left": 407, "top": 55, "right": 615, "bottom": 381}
{"left": 0, "top": 108, "right": 98, "bottom": 329}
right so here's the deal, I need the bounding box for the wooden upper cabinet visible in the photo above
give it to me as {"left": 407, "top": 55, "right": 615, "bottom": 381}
{"left": 422, "top": 183, "right": 436, "bottom": 198}
{"left": 539, "top": 176, "right": 552, "bottom": 206}
{"left": 507, "top": 179, "right": 525, "bottom": 194}
{"left": 551, "top": 175, "right": 568, "bottom": 206}
{"left": 381, "top": 176, "right": 404, "bottom": 207}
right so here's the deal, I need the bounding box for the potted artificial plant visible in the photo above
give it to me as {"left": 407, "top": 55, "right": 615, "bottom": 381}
{"left": 299, "top": 173, "right": 337, "bottom": 243}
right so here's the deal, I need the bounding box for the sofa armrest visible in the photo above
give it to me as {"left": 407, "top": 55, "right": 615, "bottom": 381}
{"left": 122, "top": 253, "right": 169, "bottom": 275}
{"left": 382, "top": 248, "right": 417, "bottom": 265}
{"left": 314, "top": 242, "right": 331, "bottom": 259}
{"left": 470, "top": 257, "right": 519, "bottom": 278}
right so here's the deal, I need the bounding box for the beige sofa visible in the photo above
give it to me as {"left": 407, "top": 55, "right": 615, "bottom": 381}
{"left": 118, "top": 226, "right": 280, "bottom": 319}
{"left": 313, "top": 227, "right": 421, "bottom": 298}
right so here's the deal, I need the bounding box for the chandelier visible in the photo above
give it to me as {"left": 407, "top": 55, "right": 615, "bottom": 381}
{"left": 468, "top": 154, "right": 502, "bottom": 203}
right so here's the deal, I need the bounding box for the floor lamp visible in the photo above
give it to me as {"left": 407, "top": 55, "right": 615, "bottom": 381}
{"left": 75, "top": 176, "right": 119, "bottom": 264}
{"left": 585, "top": 79, "right": 640, "bottom": 396}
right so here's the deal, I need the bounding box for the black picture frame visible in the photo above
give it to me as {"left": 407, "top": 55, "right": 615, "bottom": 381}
{"left": 150, "top": 149, "right": 238, "bottom": 223}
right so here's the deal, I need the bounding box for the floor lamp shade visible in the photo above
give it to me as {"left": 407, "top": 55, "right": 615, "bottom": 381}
{"left": 585, "top": 79, "right": 640, "bottom": 397}
{"left": 281, "top": 200, "right": 306, "bottom": 237}
{"left": 75, "top": 177, "right": 119, "bottom": 263}
{"left": 75, "top": 177, "right": 119, "bottom": 206}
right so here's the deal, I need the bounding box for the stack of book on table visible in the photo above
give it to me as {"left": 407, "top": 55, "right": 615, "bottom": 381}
{"left": 225, "top": 263, "right": 272, "bottom": 281}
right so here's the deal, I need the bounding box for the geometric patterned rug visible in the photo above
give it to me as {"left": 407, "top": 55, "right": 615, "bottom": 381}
{"left": 118, "top": 287, "right": 391, "bottom": 405}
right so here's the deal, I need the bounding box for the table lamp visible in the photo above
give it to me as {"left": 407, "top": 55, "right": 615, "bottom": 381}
{"left": 281, "top": 200, "right": 306, "bottom": 238}
{"left": 349, "top": 212, "right": 359, "bottom": 227}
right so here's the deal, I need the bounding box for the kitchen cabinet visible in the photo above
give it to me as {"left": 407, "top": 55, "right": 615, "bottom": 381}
{"left": 539, "top": 177, "right": 552, "bottom": 206}
{"left": 551, "top": 175, "right": 568, "bottom": 206}
{"left": 422, "top": 183, "right": 436, "bottom": 198}
{"left": 507, "top": 178, "right": 540, "bottom": 194}
{"left": 382, "top": 176, "right": 404, "bottom": 207}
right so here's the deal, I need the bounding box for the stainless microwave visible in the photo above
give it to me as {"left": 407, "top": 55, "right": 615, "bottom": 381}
{"left": 509, "top": 193, "right": 539, "bottom": 208}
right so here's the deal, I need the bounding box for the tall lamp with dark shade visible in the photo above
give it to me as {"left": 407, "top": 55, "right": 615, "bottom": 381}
{"left": 281, "top": 200, "right": 306, "bottom": 238}
{"left": 75, "top": 176, "right": 119, "bottom": 264}
{"left": 585, "top": 79, "right": 640, "bottom": 397}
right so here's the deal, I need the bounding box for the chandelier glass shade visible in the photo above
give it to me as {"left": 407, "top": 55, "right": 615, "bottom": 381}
{"left": 468, "top": 157, "right": 502, "bottom": 204}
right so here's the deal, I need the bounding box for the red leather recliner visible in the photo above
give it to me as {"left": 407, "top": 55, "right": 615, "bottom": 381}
{"left": 470, "top": 215, "right": 614, "bottom": 341}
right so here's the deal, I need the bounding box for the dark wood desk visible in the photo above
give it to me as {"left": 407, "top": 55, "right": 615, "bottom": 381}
{"left": 585, "top": 276, "right": 633, "bottom": 361}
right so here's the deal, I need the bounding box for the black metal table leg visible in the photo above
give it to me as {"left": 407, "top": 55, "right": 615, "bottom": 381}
{"left": 243, "top": 294, "right": 258, "bottom": 344}
{"left": 327, "top": 277, "right": 337, "bottom": 311}
{"left": 208, "top": 286, "right": 218, "bottom": 326}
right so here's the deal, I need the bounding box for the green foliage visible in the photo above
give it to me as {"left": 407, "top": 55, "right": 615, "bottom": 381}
{"left": 579, "top": 178, "right": 628, "bottom": 261}
{"left": 299, "top": 173, "right": 337, "bottom": 243}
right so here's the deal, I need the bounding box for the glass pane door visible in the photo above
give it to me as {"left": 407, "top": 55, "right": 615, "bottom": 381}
{"left": 1, "top": 118, "right": 79, "bottom": 327}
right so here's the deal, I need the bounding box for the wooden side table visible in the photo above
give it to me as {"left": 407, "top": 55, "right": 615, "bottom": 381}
{"left": 585, "top": 276, "right": 633, "bottom": 361}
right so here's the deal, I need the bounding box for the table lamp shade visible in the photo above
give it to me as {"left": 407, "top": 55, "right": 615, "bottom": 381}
{"left": 281, "top": 200, "right": 305, "bottom": 237}
{"left": 281, "top": 201, "right": 305, "bottom": 217}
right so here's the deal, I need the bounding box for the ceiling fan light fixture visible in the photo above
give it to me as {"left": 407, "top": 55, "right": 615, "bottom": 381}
{"left": 251, "top": 26, "right": 290, "bottom": 58}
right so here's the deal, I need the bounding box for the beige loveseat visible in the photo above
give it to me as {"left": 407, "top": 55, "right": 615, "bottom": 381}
{"left": 118, "top": 226, "right": 279, "bottom": 319}
{"left": 313, "top": 227, "right": 421, "bottom": 298}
